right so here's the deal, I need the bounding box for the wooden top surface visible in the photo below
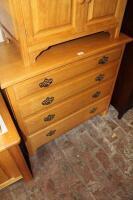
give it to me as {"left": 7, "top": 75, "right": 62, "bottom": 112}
{"left": 0, "top": 33, "right": 132, "bottom": 89}
{"left": 0, "top": 94, "right": 20, "bottom": 152}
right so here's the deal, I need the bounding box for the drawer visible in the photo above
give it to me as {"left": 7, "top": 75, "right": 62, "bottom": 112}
{"left": 18, "top": 62, "right": 118, "bottom": 118}
{"left": 24, "top": 79, "right": 114, "bottom": 135}
{"left": 13, "top": 48, "right": 122, "bottom": 99}
{"left": 26, "top": 96, "right": 109, "bottom": 153}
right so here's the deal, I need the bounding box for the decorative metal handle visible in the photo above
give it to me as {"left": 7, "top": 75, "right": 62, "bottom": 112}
{"left": 39, "top": 78, "right": 53, "bottom": 88}
{"left": 95, "top": 74, "right": 105, "bottom": 82}
{"left": 92, "top": 91, "right": 101, "bottom": 98}
{"left": 90, "top": 107, "right": 97, "bottom": 114}
{"left": 78, "top": 0, "right": 85, "bottom": 4}
{"left": 46, "top": 130, "right": 56, "bottom": 137}
{"left": 44, "top": 114, "right": 55, "bottom": 122}
{"left": 98, "top": 56, "right": 109, "bottom": 65}
{"left": 42, "top": 97, "right": 54, "bottom": 105}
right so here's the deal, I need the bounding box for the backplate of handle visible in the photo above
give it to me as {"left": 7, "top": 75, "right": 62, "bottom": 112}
{"left": 92, "top": 91, "right": 101, "bottom": 98}
{"left": 46, "top": 130, "right": 56, "bottom": 137}
{"left": 90, "top": 107, "right": 97, "bottom": 114}
{"left": 44, "top": 114, "right": 55, "bottom": 122}
{"left": 39, "top": 78, "right": 53, "bottom": 88}
{"left": 98, "top": 56, "right": 109, "bottom": 65}
{"left": 95, "top": 74, "right": 105, "bottom": 82}
{"left": 42, "top": 97, "right": 54, "bottom": 105}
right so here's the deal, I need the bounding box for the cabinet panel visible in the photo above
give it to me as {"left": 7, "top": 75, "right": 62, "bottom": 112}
{"left": 0, "top": 168, "right": 9, "bottom": 184}
{"left": 32, "top": 0, "right": 72, "bottom": 34}
{"left": 86, "top": 0, "right": 118, "bottom": 24}
{"left": 0, "top": 150, "right": 21, "bottom": 188}
{"left": 22, "top": 0, "right": 78, "bottom": 43}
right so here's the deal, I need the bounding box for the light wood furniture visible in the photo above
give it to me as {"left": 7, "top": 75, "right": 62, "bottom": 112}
{"left": 0, "top": 0, "right": 127, "bottom": 66}
{"left": 0, "top": 33, "right": 131, "bottom": 155}
{"left": 0, "top": 94, "right": 32, "bottom": 190}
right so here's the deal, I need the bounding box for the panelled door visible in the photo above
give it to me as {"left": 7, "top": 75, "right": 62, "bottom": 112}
{"left": 21, "top": 0, "right": 83, "bottom": 45}
{"left": 85, "top": 0, "right": 119, "bottom": 28}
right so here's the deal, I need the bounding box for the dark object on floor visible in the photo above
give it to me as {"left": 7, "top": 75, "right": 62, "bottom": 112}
{"left": 111, "top": 0, "right": 133, "bottom": 119}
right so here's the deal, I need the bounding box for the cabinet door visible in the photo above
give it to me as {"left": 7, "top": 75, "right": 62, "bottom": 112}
{"left": 85, "top": 0, "right": 119, "bottom": 27}
{"left": 21, "top": 0, "right": 81, "bottom": 45}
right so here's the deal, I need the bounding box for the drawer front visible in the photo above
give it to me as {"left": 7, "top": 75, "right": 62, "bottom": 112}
{"left": 27, "top": 96, "right": 109, "bottom": 151}
{"left": 24, "top": 79, "right": 114, "bottom": 135}
{"left": 13, "top": 48, "right": 122, "bottom": 100}
{"left": 18, "top": 62, "right": 118, "bottom": 118}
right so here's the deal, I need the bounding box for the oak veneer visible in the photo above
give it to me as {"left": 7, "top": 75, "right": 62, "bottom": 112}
{"left": 0, "top": 0, "right": 127, "bottom": 65}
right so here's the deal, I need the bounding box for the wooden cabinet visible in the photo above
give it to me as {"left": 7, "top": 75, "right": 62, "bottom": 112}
{"left": 0, "top": 94, "right": 32, "bottom": 190}
{"left": 0, "top": 149, "right": 22, "bottom": 189}
{"left": 0, "top": 33, "right": 131, "bottom": 155}
{"left": 0, "top": 0, "right": 127, "bottom": 66}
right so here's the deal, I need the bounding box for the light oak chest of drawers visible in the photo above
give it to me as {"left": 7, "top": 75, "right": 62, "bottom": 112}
{"left": 0, "top": 33, "right": 131, "bottom": 155}
{"left": 0, "top": 0, "right": 127, "bottom": 66}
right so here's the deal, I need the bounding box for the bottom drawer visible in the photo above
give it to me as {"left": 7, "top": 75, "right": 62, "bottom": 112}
{"left": 26, "top": 96, "right": 109, "bottom": 154}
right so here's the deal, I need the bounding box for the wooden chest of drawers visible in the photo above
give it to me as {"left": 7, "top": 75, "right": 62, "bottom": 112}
{"left": 0, "top": 33, "right": 131, "bottom": 155}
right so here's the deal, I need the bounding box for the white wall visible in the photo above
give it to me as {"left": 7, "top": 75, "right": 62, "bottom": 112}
{"left": 0, "top": 29, "right": 4, "bottom": 42}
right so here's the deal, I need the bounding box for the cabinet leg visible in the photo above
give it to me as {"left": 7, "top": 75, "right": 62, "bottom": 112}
{"left": 108, "top": 27, "right": 120, "bottom": 39}
{"left": 100, "top": 110, "right": 108, "bottom": 116}
{"left": 26, "top": 141, "right": 37, "bottom": 157}
{"left": 29, "top": 47, "right": 49, "bottom": 64}
{"left": 9, "top": 145, "right": 32, "bottom": 182}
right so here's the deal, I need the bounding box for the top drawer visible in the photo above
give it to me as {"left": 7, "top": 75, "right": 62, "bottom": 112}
{"left": 13, "top": 48, "right": 122, "bottom": 100}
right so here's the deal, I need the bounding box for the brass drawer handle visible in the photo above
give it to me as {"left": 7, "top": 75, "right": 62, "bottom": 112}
{"left": 95, "top": 74, "right": 105, "bottom": 82}
{"left": 39, "top": 78, "right": 53, "bottom": 88}
{"left": 46, "top": 130, "right": 56, "bottom": 137}
{"left": 42, "top": 97, "right": 54, "bottom": 105}
{"left": 98, "top": 56, "right": 109, "bottom": 65}
{"left": 44, "top": 114, "right": 55, "bottom": 122}
{"left": 92, "top": 91, "right": 101, "bottom": 98}
{"left": 90, "top": 107, "right": 97, "bottom": 114}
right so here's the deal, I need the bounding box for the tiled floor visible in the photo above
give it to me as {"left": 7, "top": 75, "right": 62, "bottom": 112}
{"left": 1, "top": 106, "right": 133, "bottom": 200}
